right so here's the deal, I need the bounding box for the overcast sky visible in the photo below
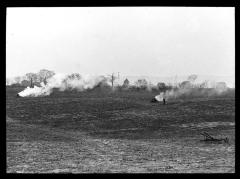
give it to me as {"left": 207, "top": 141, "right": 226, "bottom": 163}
{"left": 6, "top": 7, "right": 235, "bottom": 78}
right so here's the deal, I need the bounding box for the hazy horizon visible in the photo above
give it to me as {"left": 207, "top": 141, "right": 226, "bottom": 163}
{"left": 6, "top": 7, "right": 235, "bottom": 79}
{"left": 6, "top": 73, "right": 235, "bottom": 88}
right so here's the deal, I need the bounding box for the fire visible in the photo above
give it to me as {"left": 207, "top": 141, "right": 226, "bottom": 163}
{"left": 155, "top": 92, "right": 164, "bottom": 102}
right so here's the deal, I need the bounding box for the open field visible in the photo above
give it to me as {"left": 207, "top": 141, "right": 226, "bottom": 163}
{"left": 6, "top": 86, "right": 235, "bottom": 173}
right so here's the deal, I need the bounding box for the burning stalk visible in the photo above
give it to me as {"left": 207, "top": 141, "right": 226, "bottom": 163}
{"left": 151, "top": 92, "right": 166, "bottom": 105}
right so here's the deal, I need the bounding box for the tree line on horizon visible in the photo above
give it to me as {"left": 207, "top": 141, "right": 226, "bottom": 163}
{"left": 6, "top": 69, "right": 229, "bottom": 91}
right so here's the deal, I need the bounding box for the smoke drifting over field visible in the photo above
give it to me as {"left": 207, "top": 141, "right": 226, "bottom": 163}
{"left": 18, "top": 74, "right": 110, "bottom": 97}
{"left": 15, "top": 72, "right": 235, "bottom": 98}
{"left": 153, "top": 74, "right": 234, "bottom": 101}
{"left": 155, "top": 87, "right": 233, "bottom": 102}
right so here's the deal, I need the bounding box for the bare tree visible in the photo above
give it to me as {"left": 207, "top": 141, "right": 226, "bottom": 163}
{"left": 123, "top": 78, "right": 130, "bottom": 88}
{"left": 20, "top": 80, "right": 30, "bottom": 87}
{"left": 187, "top": 74, "right": 198, "bottom": 83}
{"left": 135, "top": 79, "right": 148, "bottom": 89}
{"left": 67, "top": 73, "right": 81, "bottom": 80}
{"left": 180, "top": 81, "right": 191, "bottom": 88}
{"left": 62, "top": 73, "right": 82, "bottom": 88}
{"left": 37, "top": 69, "right": 55, "bottom": 84}
{"left": 157, "top": 82, "right": 166, "bottom": 90}
{"left": 25, "top": 73, "right": 38, "bottom": 83}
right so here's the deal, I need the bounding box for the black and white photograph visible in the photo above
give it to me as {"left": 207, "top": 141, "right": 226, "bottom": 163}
{"left": 6, "top": 7, "right": 235, "bottom": 173}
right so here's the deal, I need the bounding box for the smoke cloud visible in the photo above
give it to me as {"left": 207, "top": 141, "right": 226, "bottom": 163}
{"left": 15, "top": 72, "right": 234, "bottom": 98}
{"left": 155, "top": 86, "right": 233, "bottom": 102}
{"left": 18, "top": 73, "right": 110, "bottom": 97}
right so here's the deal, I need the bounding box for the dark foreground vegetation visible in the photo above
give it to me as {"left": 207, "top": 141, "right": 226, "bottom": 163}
{"left": 6, "top": 86, "right": 235, "bottom": 173}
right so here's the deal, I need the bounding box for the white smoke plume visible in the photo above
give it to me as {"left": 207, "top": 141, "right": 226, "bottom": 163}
{"left": 18, "top": 73, "right": 110, "bottom": 97}
{"left": 154, "top": 86, "right": 232, "bottom": 102}
{"left": 154, "top": 75, "right": 233, "bottom": 101}
{"left": 154, "top": 92, "right": 165, "bottom": 101}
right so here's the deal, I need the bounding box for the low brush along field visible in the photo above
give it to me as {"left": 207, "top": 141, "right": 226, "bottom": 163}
{"left": 6, "top": 86, "right": 235, "bottom": 173}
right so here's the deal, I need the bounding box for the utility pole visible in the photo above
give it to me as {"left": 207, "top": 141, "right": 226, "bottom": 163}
{"left": 109, "top": 73, "right": 117, "bottom": 89}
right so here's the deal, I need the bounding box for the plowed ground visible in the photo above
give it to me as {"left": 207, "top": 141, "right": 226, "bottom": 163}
{"left": 6, "top": 87, "right": 235, "bottom": 173}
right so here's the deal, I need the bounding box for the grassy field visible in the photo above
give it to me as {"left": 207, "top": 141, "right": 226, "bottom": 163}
{"left": 6, "top": 86, "right": 235, "bottom": 173}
